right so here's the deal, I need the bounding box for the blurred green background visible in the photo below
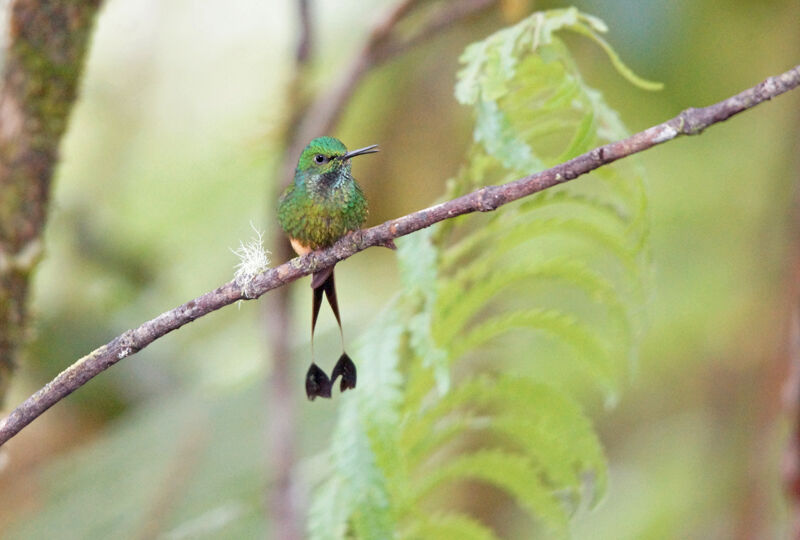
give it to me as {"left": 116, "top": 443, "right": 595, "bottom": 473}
{"left": 1, "top": 0, "right": 799, "bottom": 538}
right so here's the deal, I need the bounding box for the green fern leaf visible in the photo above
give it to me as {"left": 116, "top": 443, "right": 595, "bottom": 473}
{"left": 402, "top": 375, "right": 607, "bottom": 500}
{"left": 309, "top": 8, "right": 652, "bottom": 539}
{"left": 398, "top": 229, "right": 451, "bottom": 394}
{"left": 414, "top": 449, "right": 570, "bottom": 536}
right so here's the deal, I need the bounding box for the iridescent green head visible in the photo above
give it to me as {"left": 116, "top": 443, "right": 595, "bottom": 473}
{"left": 296, "top": 136, "right": 379, "bottom": 176}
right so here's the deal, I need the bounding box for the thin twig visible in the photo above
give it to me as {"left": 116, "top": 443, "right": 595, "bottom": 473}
{"left": 270, "top": 0, "right": 436, "bottom": 280}
{"left": 279, "top": 0, "right": 419, "bottom": 188}
{"left": 0, "top": 64, "right": 798, "bottom": 447}
{"left": 373, "top": 0, "right": 495, "bottom": 64}
{"left": 285, "top": 0, "right": 494, "bottom": 175}
{"left": 295, "top": 0, "right": 312, "bottom": 63}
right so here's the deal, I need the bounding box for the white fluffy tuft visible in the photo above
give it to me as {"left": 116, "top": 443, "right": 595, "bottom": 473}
{"left": 232, "top": 223, "right": 271, "bottom": 298}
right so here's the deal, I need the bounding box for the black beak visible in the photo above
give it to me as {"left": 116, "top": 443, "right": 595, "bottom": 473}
{"left": 342, "top": 144, "right": 379, "bottom": 160}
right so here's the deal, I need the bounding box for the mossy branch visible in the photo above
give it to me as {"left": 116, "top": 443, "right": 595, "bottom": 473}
{"left": 0, "top": 0, "right": 103, "bottom": 403}
{"left": 0, "top": 64, "right": 798, "bottom": 447}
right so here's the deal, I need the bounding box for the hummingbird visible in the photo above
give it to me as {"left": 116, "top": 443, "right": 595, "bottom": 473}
{"left": 278, "top": 136, "right": 378, "bottom": 400}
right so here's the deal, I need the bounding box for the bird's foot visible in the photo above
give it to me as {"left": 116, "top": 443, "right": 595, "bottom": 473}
{"left": 330, "top": 353, "right": 357, "bottom": 393}
{"left": 305, "top": 363, "right": 332, "bottom": 400}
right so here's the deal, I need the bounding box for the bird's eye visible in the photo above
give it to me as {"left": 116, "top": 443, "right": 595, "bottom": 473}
{"left": 314, "top": 154, "right": 326, "bottom": 164}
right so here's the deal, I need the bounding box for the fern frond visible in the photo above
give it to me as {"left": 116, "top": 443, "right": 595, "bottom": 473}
{"left": 441, "top": 209, "right": 638, "bottom": 279}
{"left": 402, "top": 376, "right": 607, "bottom": 501}
{"left": 451, "top": 310, "right": 617, "bottom": 395}
{"left": 414, "top": 449, "right": 570, "bottom": 536}
{"left": 308, "top": 8, "right": 654, "bottom": 539}
{"left": 438, "top": 257, "right": 631, "bottom": 346}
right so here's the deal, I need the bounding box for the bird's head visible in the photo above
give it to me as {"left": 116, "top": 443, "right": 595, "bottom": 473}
{"left": 296, "top": 136, "right": 379, "bottom": 178}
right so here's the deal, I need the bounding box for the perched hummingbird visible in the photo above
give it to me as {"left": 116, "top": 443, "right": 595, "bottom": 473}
{"left": 278, "top": 136, "right": 378, "bottom": 400}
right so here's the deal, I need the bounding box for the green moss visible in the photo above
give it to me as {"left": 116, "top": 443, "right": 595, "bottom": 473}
{"left": 0, "top": 0, "right": 103, "bottom": 402}
{"left": 8, "top": 6, "right": 96, "bottom": 146}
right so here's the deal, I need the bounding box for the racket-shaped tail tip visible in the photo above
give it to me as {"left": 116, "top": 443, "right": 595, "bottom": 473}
{"left": 306, "top": 363, "right": 332, "bottom": 400}
{"left": 331, "top": 353, "right": 357, "bottom": 393}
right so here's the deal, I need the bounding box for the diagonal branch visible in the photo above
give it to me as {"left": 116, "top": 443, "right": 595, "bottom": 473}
{"left": 285, "top": 0, "right": 494, "bottom": 178}
{"left": 373, "top": 0, "right": 495, "bottom": 64}
{"left": 0, "top": 64, "right": 798, "bottom": 447}
{"left": 285, "top": 0, "right": 421, "bottom": 175}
